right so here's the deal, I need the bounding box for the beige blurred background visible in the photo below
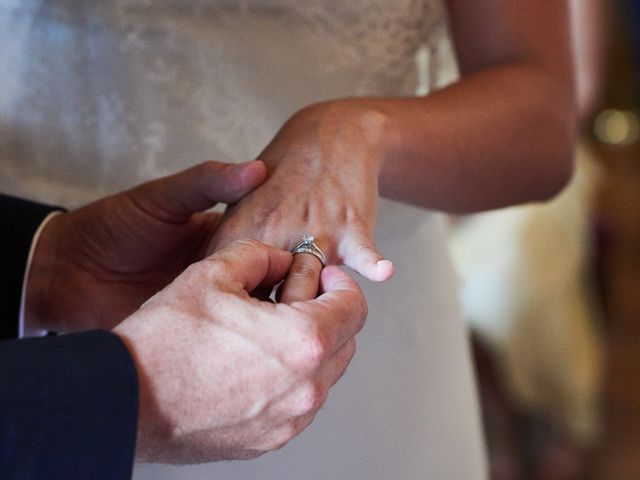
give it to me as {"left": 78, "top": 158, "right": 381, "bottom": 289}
{"left": 455, "top": 1, "right": 640, "bottom": 478}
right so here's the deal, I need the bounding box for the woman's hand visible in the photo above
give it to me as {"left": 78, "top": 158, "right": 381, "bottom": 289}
{"left": 208, "top": 102, "right": 395, "bottom": 282}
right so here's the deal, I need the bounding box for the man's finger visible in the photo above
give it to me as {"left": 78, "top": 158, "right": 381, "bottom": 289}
{"left": 205, "top": 239, "right": 292, "bottom": 293}
{"left": 294, "top": 266, "right": 367, "bottom": 357}
{"left": 278, "top": 253, "right": 323, "bottom": 304}
{"left": 130, "top": 160, "right": 266, "bottom": 222}
{"left": 319, "top": 338, "right": 357, "bottom": 389}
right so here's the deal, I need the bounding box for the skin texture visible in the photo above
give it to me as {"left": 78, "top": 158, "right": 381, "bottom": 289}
{"left": 24, "top": 164, "right": 367, "bottom": 463}
{"left": 26, "top": 160, "right": 266, "bottom": 333}
{"left": 113, "top": 240, "right": 367, "bottom": 463}
{"left": 209, "top": 0, "right": 576, "bottom": 283}
{"left": 21, "top": 0, "right": 576, "bottom": 463}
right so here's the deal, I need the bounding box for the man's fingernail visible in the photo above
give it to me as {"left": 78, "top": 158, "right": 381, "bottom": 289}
{"left": 230, "top": 161, "right": 253, "bottom": 172}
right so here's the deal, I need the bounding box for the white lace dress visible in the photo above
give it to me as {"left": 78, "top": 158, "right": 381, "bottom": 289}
{"left": 0, "top": 1, "right": 487, "bottom": 478}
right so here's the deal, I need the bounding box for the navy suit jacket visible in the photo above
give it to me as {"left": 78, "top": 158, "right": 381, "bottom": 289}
{"left": 0, "top": 194, "right": 138, "bottom": 479}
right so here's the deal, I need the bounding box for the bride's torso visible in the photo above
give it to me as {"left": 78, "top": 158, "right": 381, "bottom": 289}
{"left": 0, "top": 2, "right": 486, "bottom": 477}
{"left": 0, "top": 0, "right": 457, "bottom": 204}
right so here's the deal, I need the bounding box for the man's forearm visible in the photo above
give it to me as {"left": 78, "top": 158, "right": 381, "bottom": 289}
{"left": 0, "top": 330, "right": 138, "bottom": 479}
{"left": 0, "top": 194, "right": 62, "bottom": 340}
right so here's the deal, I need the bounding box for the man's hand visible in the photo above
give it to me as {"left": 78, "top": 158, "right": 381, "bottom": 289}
{"left": 25, "top": 161, "right": 266, "bottom": 333}
{"left": 113, "top": 239, "right": 367, "bottom": 463}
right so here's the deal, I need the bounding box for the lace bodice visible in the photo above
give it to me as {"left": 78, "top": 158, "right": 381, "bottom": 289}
{"left": 0, "top": 0, "right": 457, "bottom": 206}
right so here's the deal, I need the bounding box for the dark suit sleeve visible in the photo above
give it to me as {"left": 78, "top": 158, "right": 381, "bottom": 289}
{"left": 0, "top": 331, "right": 139, "bottom": 479}
{"left": 0, "top": 195, "right": 139, "bottom": 479}
{"left": 0, "top": 193, "right": 62, "bottom": 341}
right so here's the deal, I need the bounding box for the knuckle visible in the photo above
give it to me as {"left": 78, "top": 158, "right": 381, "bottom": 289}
{"left": 298, "top": 333, "right": 328, "bottom": 368}
{"left": 294, "top": 382, "right": 326, "bottom": 415}
{"left": 348, "top": 337, "right": 357, "bottom": 356}
{"left": 340, "top": 339, "right": 358, "bottom": 370}
{"left": 214, "top": 238, "right": 269, "bottom": 267}
{"left": 340, "top": 337, "right": 357, "bottom": 359}
{"left": 289, "top": 261, "right": 319, "bottom": 280}
{"left": 340, "top": 289, "right": 368, "bottom": 327}
{"left": 284, "top": 327, "right": 327, "bottom": 370}
{"left": 271, "top": 421, "right": 300, "bottom": 448}
{"left": 181, "top": 258, "right": 212, "bottom": 282}
{"left": 202, "top": 249, "right": 232, "bottom": 270}
{"left": 232, "top": 237, "right": 264, "bottom": 250}
{"left": 269, "top": 440, "right": 289, "bottom": 453}
{"left": 344, "top": 207, "right": 367, "bottom": 225}
{"left": 327, "top": 292, "right": 367, "bottom": 333}
{"left": 354, "top": 243, "right": 375, "bottom": 258}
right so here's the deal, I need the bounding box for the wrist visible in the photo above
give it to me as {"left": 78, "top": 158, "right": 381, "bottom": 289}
{"left": 295, "top": 99, "right": 393, "bottom": 174}
{"left": 24, "top": 213, "right": 65, "bottom": 331}
{"left": 113, "top": 310, "right": 180, "bottom": 463}
{"left": 111, "top": 322, "right": 154, "bottom": 460}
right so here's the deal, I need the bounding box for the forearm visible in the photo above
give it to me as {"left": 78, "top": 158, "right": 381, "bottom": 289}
{"left": 319, "top": 62, "right": 575, "bottom": 214}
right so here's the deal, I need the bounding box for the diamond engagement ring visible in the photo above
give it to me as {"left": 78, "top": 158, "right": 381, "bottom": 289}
{"left": 290, "top": 234, "right": 326, "bottom": 266}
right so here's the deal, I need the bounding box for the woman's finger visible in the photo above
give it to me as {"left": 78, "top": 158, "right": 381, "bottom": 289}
{"left": 339, "top": 228, "right": 394, "bottom": 282}
{"left": 278, "top": 252, "right": 323, "bottom": 303}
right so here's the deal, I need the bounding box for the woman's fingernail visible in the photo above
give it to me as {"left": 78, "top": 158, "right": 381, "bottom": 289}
{"left": 375, "top": 259, "right": 395, "bottom": 280}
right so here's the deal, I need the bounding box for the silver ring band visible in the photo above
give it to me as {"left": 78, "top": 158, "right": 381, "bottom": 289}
{"left": 291, "top": 234, "right": 326, "bottom": 266}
